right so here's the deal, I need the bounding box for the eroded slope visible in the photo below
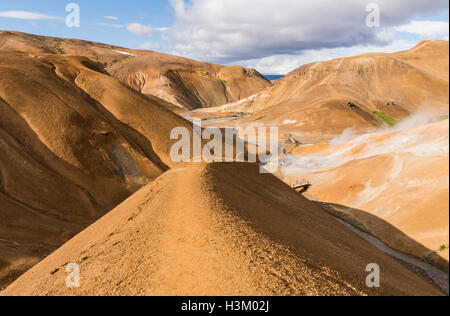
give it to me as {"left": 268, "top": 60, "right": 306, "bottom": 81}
{"left": 0, "top": 50, "right": 195, "bottom": 288}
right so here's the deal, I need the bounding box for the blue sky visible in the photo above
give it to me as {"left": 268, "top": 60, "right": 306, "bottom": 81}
{"left": 1, "top": 0, "right": 448, "bottom": 74}
{"left": 0, "top": 0, "right": 172, "bottom": 49}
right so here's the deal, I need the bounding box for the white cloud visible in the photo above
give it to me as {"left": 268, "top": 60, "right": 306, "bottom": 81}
{"left": 163, "top": 0, "right": 448, "bottom": 62}
{"left": 136, "top": 42, "right": 161, "bottom": 50}
{"left": 396, "top": 21, "right": 450, "bottom": 38}
{"left": 95, "top": 22, "right": 124, "bottom": 28}
{"left": 126, "top": 23, "right": 153, "bottom": 38}
{"left": 0, "top": 10, "right": 60, "bottom": 20}
{"left": 170, "top": 0, "right": 186, "bottom": 17}
{"left": 104, "top": 16, "right": 119, "bottom": 20}
{"left": 154, "top": 27, "right": 169, "bottom": 32}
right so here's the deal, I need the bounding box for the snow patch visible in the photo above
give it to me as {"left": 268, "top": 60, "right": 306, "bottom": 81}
{"left": 113, "top": 50, "right": 134, "bottom": 56}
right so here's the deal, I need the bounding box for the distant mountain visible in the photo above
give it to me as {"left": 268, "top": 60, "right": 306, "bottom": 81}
{"left": 0, "top": 30, "right": 271, "bottom": 110}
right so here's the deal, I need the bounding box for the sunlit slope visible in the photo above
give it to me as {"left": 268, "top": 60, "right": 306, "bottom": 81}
{"left": 46, "top": 55, "right": 195, "bottom": 168}
{"left": 0, "top": 30, "right": 130, "bottom": 63}
{"left": 0, "top": 30, "right": 271, "bottom": 110}
{"left": 204, "top": 41, "right": 449, "bottom": 139}
{"left": 282, "top": 119, "right": 449, "bottom": 271}
{"left": 109, "top": 51, "right": 271, "bottom": 109}
{"left": 3, "top": 163, "right": 443, "bottom": 296}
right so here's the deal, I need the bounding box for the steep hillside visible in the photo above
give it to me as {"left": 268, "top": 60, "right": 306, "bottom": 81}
{"left": 0, "top": 31, "right": 271, "bottom": 110}
{"left": 0, "top": 50, "right": 196, "bottom": 288}
{"left": 2, "top": 163, "right": 443, "bottom": 296}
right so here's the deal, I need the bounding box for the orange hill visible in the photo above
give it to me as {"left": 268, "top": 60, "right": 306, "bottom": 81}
{"left": 196, "top": 41, "right": 449, "bottom": 141}
{"left": 283, "top": 119, "right": 449, "bottom": 272}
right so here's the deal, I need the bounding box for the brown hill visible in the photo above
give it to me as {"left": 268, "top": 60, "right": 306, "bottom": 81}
{"left": 2, "top": 163, "right": 443, "bottom": 296}
{"left": 196, "top": 41, "right": 449, "bottom": 141}
{"left": 0, "top": 50, "right": 197, "bottom": 288}
{"left": 0, "top": 31, "right": 271, "bottom": 110}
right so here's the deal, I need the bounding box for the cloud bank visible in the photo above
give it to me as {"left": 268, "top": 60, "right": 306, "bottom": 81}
{"left": 126, "top": 23, "right": 153, "bottom": 38}
{"left": 162, "top": 0, "right": 448, "bottom": 61}
{"left": 0, "top": 10, "right": 60, "bottom": 20}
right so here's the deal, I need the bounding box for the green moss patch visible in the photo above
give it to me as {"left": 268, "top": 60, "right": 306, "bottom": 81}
{"left": 196, "top": 70, "right": 210, "bottom": 76}
{"left": 112, "top": 55, "right": 135, "bottom": 64}
{"left": 56, "top": 40, "right": 66, "bottom": 54}
{"left": 373, "top": 111, "right": 397, "bottom": 127}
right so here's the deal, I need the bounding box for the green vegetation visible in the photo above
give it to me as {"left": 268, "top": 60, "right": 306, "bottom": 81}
{"left": 56, "top": 40, "right": 65, "bottom": 54}
{"left": 440, "top": 245, "right": 447, "bottom": 251}
{"left": 440, "top": 115, "right": 449, "bottom": 120}
{"left": 196, "top": 70, "right": 210, "bottom": 76}
{"left": 112, "top": 55, "right": 135, "bottom": 64}
{"left": 373, "top": 111, "right": 397, "bottom": 127}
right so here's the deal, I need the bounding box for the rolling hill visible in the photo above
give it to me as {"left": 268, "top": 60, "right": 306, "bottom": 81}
{"left": 194, "top": 41, "right": 449, "bottom": 142}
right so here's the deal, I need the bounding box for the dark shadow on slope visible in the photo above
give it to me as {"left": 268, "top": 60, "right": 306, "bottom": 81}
{"left": 0, "top": 90, "right": 169, "bottom": 288}
{"left": 75, "top": 85, "right": 170, "bottom": 174}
